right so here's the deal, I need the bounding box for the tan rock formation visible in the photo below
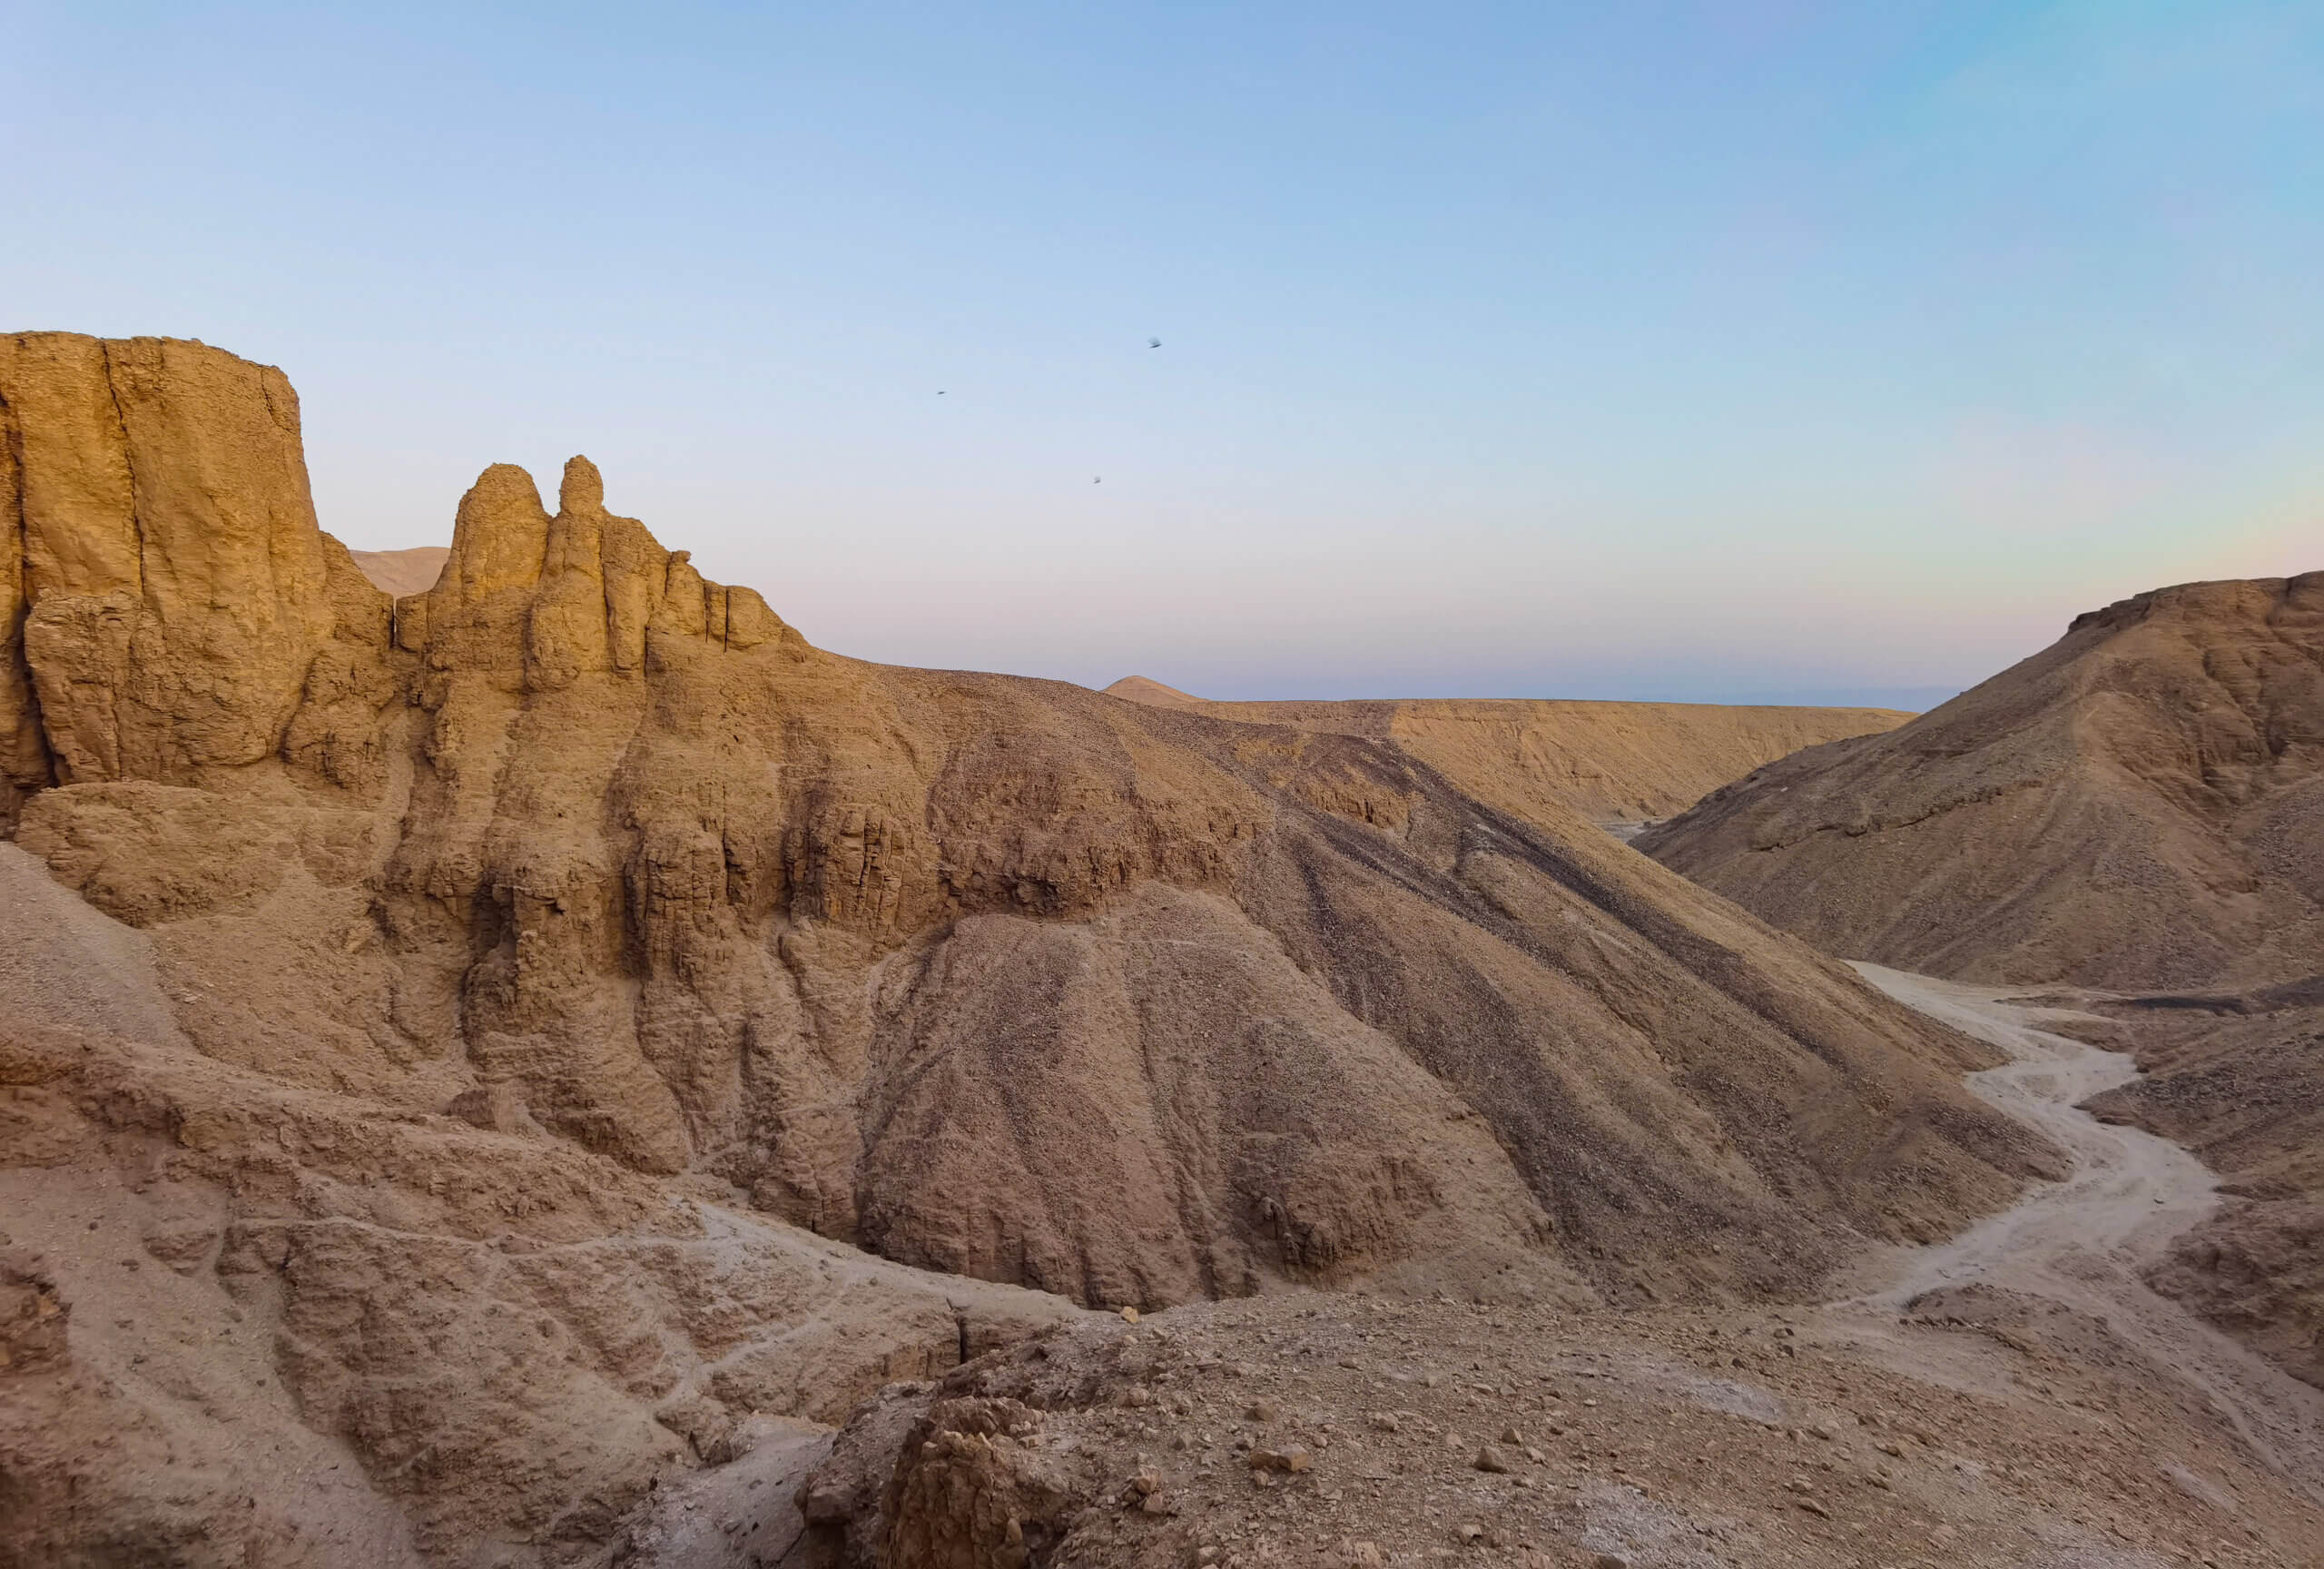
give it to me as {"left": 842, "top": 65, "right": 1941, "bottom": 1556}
{"left": 0, "top": 332, "right": 376, "bottom": 810}
{"left": 0, "top": 840, "right": 1078, "bottom": 1562}
{"left": 1103, "top": 678, "right": 1913, "bottom": 827}
{"left": 0, "top": 335, "right": 2057, "bottom": 1564}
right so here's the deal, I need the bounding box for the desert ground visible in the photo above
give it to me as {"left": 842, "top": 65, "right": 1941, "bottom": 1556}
{"left": 4, "top": 332, "right": 2319, "bottom": 1567}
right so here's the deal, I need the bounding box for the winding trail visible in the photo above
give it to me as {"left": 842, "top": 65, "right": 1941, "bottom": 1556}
{"left": 1843, "top": 963, "right": 2324, "bottom": 1502}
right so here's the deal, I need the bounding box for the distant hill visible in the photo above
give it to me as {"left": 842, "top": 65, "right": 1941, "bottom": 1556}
{"left": 1103, "top": 677, "right": 1912, "bottom": 827}
{"left": 1101, "top": 674, "right": 1208, "bottom": 710}
{"left": 348, "top": 544, "right": 448, "bottom": 597}
{"left": 1640, "top": 574, "right": 2324, "bottom": 991}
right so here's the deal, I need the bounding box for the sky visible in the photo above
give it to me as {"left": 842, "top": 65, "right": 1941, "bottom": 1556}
{"left": 5, "top": 2, "right": 2319, "bottom": 706}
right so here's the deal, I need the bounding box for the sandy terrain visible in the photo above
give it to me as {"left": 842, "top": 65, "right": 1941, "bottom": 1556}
{"left": 1838, "top": 968, "right": 2324, "bottom": 1505}
{"left": 1848, "top": 966, "right": 2221, "bottom": 1302}
{"left": 802, "top": 966, "right": 2324, "bottom": 1565}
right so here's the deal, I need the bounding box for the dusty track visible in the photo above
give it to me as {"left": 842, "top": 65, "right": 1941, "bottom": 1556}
{"left": 1844, "top": 963, "right": 2324, "bottom": 1502}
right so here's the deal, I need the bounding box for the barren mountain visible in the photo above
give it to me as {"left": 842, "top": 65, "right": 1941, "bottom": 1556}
{"left": 1103, "top": 679, "right": 1911, "bottom": 828}
{"left": 0, "top": 332, "right": 2061, "bottom": 1563}
{"left": 350, "top": 543, "right": 450, "bottom": 597}
{"left": 1639, "top": 575, "right": 2324, "bottom": 991}
{"left": 1639, "top": 577, "right": 2324, "bottom": 1402}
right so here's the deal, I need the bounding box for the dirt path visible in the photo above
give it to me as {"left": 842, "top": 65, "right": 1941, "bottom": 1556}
{"left": 1843, "top": 963, "right": 2324, "bottom": 1502}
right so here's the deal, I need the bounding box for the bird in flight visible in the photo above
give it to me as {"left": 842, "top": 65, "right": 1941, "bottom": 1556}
{"left": 1147, "top": 338, "right": 1161, "bottom": 349}
{"left": 1094, "top": 476, "right": 1102, "bottom": 484}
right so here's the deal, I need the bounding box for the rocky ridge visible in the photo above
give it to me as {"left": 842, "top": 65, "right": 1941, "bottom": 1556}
{"left": 1638, "top": 575, "right": 2324, "bottom": 991}
{"left": 1102, "top": 680, "right": 1912, "bottom": 829}
{"left": 1, "top": 333, "right": 2056, "bottom": 1565}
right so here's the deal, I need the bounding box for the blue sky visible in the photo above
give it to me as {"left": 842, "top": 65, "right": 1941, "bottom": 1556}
{"left": 7, "top": 2, "right": 2319, "bottom": 705}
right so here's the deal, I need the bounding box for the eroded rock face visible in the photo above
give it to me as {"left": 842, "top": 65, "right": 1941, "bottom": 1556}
{"left": 0, "top": 333, "right": 369, "bottom": 808}
{"left": 0, "top": 336, "right": 2055, "bottom": 1311}
{"left": 0, "top": 842, "right": 1077, "bottom": 1569}
{"left": 0, "top": 334, "right": 2059, "bottom": 1564}
{"left": 875, "top": 1397, "right": 1081, "bottom": 1569}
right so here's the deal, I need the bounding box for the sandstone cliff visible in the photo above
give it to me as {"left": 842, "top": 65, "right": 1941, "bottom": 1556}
{"left": 0, "top": 335, "right": 2055, "bottom": 1565}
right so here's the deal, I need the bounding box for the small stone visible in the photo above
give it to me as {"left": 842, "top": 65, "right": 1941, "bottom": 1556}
{"left": 1369, "top": 1412, "right": 1401, "bottom": 1434}
{"left": 1500, "top": 1426, "right": 1523, "bottom": 1446}
{"left": 1141, "top": 1492, "right": 1169, "bottom": 1515}
{"left": 1248, "top": 1400, "right": 1278, "bottom": 1423}
{"left": 1593, "top": 1555, "right": 1629, "bottom": 1569}
{"left": 1196, "top": 1549, "right": 1220, "bottom": 1566}
{"left": 1796, "top": 1499, "right": 1830, "bottom": 1518}
{"left": 1123, "top": 1306, "right": 1141, "bottom": 1323}
{"left": 1132, "top": 1467, "right": 1162, "bottom": 1496}
{"left": 1472, "top": 1445, "right": 1510, "bottom": 1474}
{"left": 1457, "top": 1524, "right": 1485, "bottom": 1543}
{"left": 1346, "top": 1544, "right": 1385, "bottom": 1569}
{"left": 1525, "top": 1446, "right": 1546, "bottom": 1464}
{"left": 1249, "top": 1447, "right": 1311, "bottom": 1474}
{"left": 1811, "top": 1421, "right": 1839, "bottom": 1441}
